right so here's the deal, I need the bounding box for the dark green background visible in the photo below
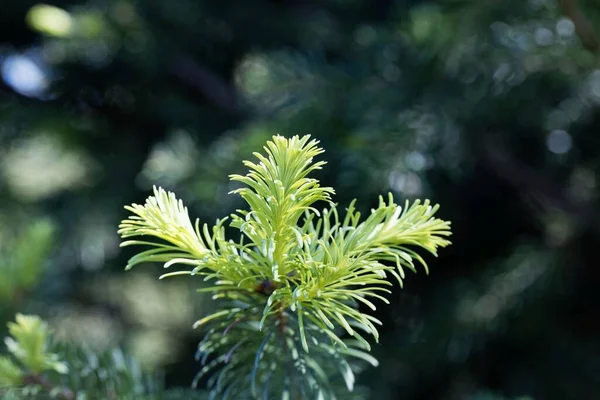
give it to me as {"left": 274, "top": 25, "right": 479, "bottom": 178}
{"left": 1, "top": 1, "right": 599, "bottom": 399}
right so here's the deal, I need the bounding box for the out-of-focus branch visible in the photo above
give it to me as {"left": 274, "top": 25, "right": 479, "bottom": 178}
{"left": 482, "top": 139, "right": 600, "bottom": 233}
{"left": 559, "top": 0, "right": 600, "bottom": 53}
{"left": 170, "top": 54, "right": 246, "bottom": 117}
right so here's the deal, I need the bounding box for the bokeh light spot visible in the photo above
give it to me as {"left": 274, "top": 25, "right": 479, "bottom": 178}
{"left": 1, "top": 54, "right": 49, "bottom": 98}
{"left": 26, "top": 4, "right": 73, "bottom": 37}
{"left": 556, "top": 18, "right": 575, "bottom": 37}
{"left": 546, "top": 129, "right": 572, "bottom": 154}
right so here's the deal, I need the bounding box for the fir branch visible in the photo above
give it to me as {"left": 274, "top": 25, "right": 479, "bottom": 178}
{"left": 118, "top": 134, "right": 453, "bottom": 397}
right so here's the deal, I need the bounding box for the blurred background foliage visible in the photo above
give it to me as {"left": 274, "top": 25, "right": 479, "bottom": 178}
{"left": 0, "top": 0, "right": 599, "bottom": 398}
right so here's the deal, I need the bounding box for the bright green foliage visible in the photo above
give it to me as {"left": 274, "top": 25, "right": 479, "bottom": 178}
{"left": 3, "top": 314, "right": 67, "bottom": 376}
{"left": 119, "top": 134, "right": 452, "bottom": 397}
{"left": 0, "top": 314, "right": 69, "bottom": 399}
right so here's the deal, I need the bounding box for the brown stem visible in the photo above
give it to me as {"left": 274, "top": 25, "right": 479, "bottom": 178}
{"left": 22, "top": 374, "right": 75, "bottom": 400}
{"left": 558, "top": 0, "right": 600, "bottom": 53}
